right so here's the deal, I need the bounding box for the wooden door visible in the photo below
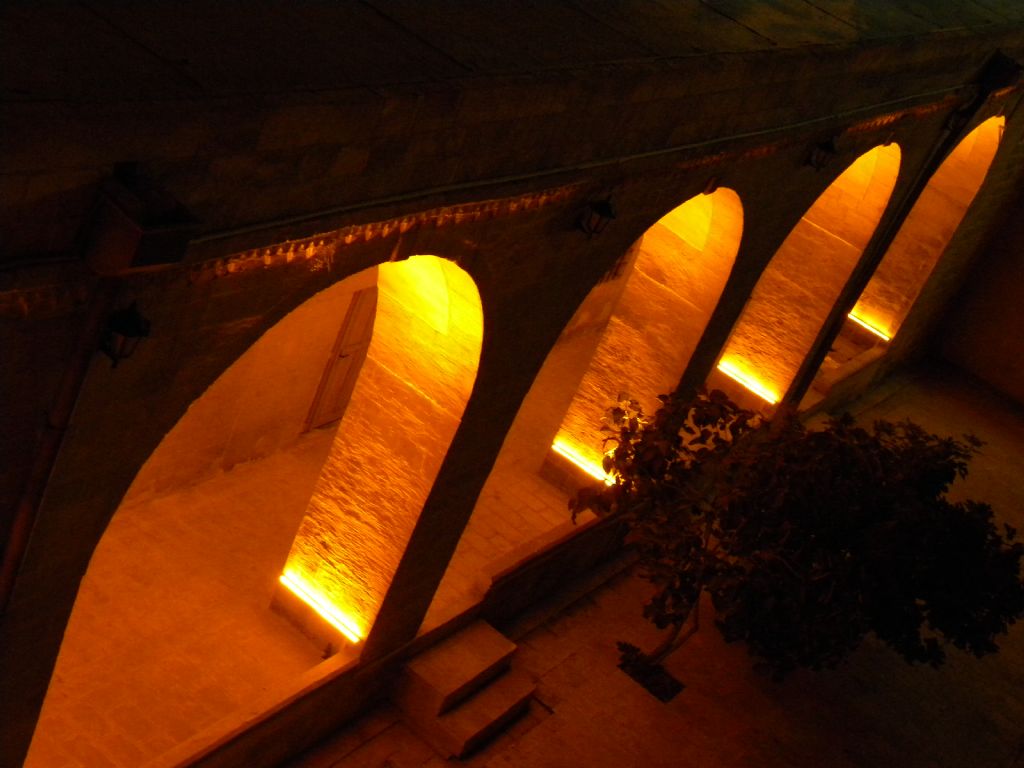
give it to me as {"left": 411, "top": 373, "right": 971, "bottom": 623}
{"left": 305, "top": 286, "right": 377, "bottom": 430}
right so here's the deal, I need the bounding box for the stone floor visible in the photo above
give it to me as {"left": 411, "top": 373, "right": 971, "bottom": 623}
{"left": 25, "top": 411, "right": 578, "bottom": 767}
{"left": 287, "top": 363, "right": 1024, "bottom": 768}
{"left": 426, "top": 460, "right": 571, "bottom": 630}
{"left": 23, "top": 430, "right": 334, "bottom": 768}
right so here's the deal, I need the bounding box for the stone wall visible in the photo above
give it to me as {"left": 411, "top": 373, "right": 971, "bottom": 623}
{"left": 716, "top": 143, "right": 901, "bottom": 405}
{"left": 855, "top": 117, "right": 1005, "bottom": 339}
{"left": 125, "top": 268, "right": 377, "bottom": 503}
{"left": 282, "top": 256, "right": 483, "bottom": 639}
{"left": 941, "top": 189, "right": 1024, "bottom": 402}
{"left": 3, "top": 5, "right": 1024, "bottom": 766}
{"left": 557, "top": 188, "right": 742, "bottom": 466}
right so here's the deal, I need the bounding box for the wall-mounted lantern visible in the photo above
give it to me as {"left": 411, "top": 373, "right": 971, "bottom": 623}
{"left": 807, "top": 137, "right": 839, "bottom": 170}
{"left": 101, "top": 302, "right": 151, "bottom": 367}
{"left": 577, "top": 197, "right": 616, "bottom": 237}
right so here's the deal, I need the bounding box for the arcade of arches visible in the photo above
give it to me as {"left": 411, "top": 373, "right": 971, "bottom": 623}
{"left": 710, "top": 143, "right": 902, "bottom": 409}
{"left": 428, "top": 188, "right": 743, "bottom": 624}
{"left": 808, "top": 116, "right": 1006, "bottom": 403}
{"left": 7, "top": 113, "right": 1020, "bottom": 768}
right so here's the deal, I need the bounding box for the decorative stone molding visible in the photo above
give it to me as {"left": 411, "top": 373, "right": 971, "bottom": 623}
{"left": 186, "top": 184, "right": 584, "bottom": 284}
{"left": 0, "top": 281, "right": 92, "bottom": 320}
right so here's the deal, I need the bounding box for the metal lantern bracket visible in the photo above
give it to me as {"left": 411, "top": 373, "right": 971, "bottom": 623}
{"left": 577, "top": 197, "right": 616, "bottom": 237}
{"left": 100, "top": 302, "right": 151, "bottom": 367}
{"left": 807, "top": 136, "right": 840, "bottom": 170}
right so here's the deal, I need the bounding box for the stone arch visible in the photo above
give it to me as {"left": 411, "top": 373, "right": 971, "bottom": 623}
{"left": 25, "top": 255, "right": 483, "bottom": 768}
{"left": 276, "top": 256, "right": 484, "bottom": 644}
{"left": 709, "top": 143, "right": 902, "bottom": 409}
{"left": 553, "top": 187, "right": 744, "bottom": 477}
{"left": 425, "top": 189, "right": 743, "bottom": 624}
{"left": 807, "top": 118, "right": 1005, "bottom": 398}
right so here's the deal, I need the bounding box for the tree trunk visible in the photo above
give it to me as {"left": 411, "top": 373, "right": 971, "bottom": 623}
{"left": 647, "top": 597, "right": 701, "bottom": 666}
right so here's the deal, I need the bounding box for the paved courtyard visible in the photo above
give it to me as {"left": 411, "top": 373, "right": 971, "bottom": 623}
{"left": 289, "top": 363, "right": 1024, "bottom": 768}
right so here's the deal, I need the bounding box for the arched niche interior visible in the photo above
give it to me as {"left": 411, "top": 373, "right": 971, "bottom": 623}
{"left": 425, "top": 189, "right": 743, "bottom": 627}
{"left": 277, "top": 256, "right": 483, "bottom": 645}
{"left": 806, "top": 117, "right": 1005, "bottom": 404}
{"left": 708, "top": 143, "right": 901, "bottom": 411}
{"left": 554, "top": 188, "right": 744, "bottom": 477}
{"left": 26, "top": 255, "right": 482, "bottom": 768}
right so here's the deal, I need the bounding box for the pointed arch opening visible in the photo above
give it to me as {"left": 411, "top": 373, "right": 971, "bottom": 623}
{"left": 276, "top": 256, "right": 483, "bottom": 644}
{"left": 26, "top": 255, "right": 482, "bottom": 768}
{"left": 807, "top": 117, "right": 1004, "bottom": 402}
{"left": 554, "top": 187, "right": 744, "bottom": 478}
{"left": 709, "top": 143, "right": 901, "bottom": 410}
{"left": 426, "top": 189, "right": 743, "bottom": 626}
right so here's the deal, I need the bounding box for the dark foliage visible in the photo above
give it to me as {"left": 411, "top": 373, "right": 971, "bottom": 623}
{"left": 572, "top": 390, "right": 1024, "bottom": 679}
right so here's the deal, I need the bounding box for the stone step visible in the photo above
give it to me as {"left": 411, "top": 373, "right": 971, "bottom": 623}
{"left": 406, "top": 667, "right": 536, "bottom": 759}
{"left": 395, "top": 620, "right": 517, "bottom": 718}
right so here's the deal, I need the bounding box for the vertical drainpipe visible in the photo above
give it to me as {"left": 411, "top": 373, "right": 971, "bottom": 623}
{"left": 0, "top": 277, "right": 118, "bottom": 615}
{"left": 783, "top": 51, "right": 1022, "bottom": 409}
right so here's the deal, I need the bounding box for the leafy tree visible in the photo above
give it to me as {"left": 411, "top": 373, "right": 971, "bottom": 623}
{"left": 571, "top": 389, "right": 1024, "bottom": 680}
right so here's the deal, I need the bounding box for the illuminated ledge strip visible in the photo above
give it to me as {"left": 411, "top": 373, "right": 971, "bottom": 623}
{"left": 552, "top": 439, "right": 615, "bottom": 486}
{"left": 279, "top": 569, "right": 363, "bottom": 644}
{"left": 716, "top": 360, "right": 779, "bottom": 405}
{"left": 847, "top": 312, "right": 891, "bottom": 341}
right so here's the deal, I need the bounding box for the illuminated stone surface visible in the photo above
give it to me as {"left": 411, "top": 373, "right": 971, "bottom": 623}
{"left": 854, "top": 118, "right": 1004, "bottom": 339}
{"left": 717, "top": 144, "right": 900, "bottom": 404}
{"left": 3, "top": 6, "right": 1023, "bottom": 767}
{"left": 806, "top": 118, "right": 1005, "bottom": 404}
{"left": 282, "top": 256, "right": 483, "bottom": 638}
{"left": 557, "top": 190, "right": 742, "bottom": 467}
{"left": 25, "top": 256, "right": 486, "bottom": 765}
{"left": 124, "top": 270, "right": 377, "bottom": 502}
{"left": 25, "top": 437, "right": 331, "bottom": 768}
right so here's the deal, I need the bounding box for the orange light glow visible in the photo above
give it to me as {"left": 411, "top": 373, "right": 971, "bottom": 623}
{"left": 662, "top": 190, "right": 715, "bottom": 251}
{"left": 846, "top": 312, "right": 891, "bottom": 341}
{"left": 279, "top": 569, "right": 363, "bottom": 644}
{"left": 713, "top": 144, "right": 899, "bottom": 402}
{"left": 716, "top": 359, "right": 779, "bottom": 404}
{"left": 849, "top": 117, "right": 1004, "bottom": 343}
{"left": 552, "top": 438, "right": 615, "bottom": 485}
{"left": 553, "top": 188, "right": 743, "bottom": 480}
{"left": 280, "top": 255, "right": 483, "bottom": 642}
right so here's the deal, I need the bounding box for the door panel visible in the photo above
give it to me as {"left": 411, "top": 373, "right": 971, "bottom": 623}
{"left": 306, "top": 286, "right": 378, "bottom": 430}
